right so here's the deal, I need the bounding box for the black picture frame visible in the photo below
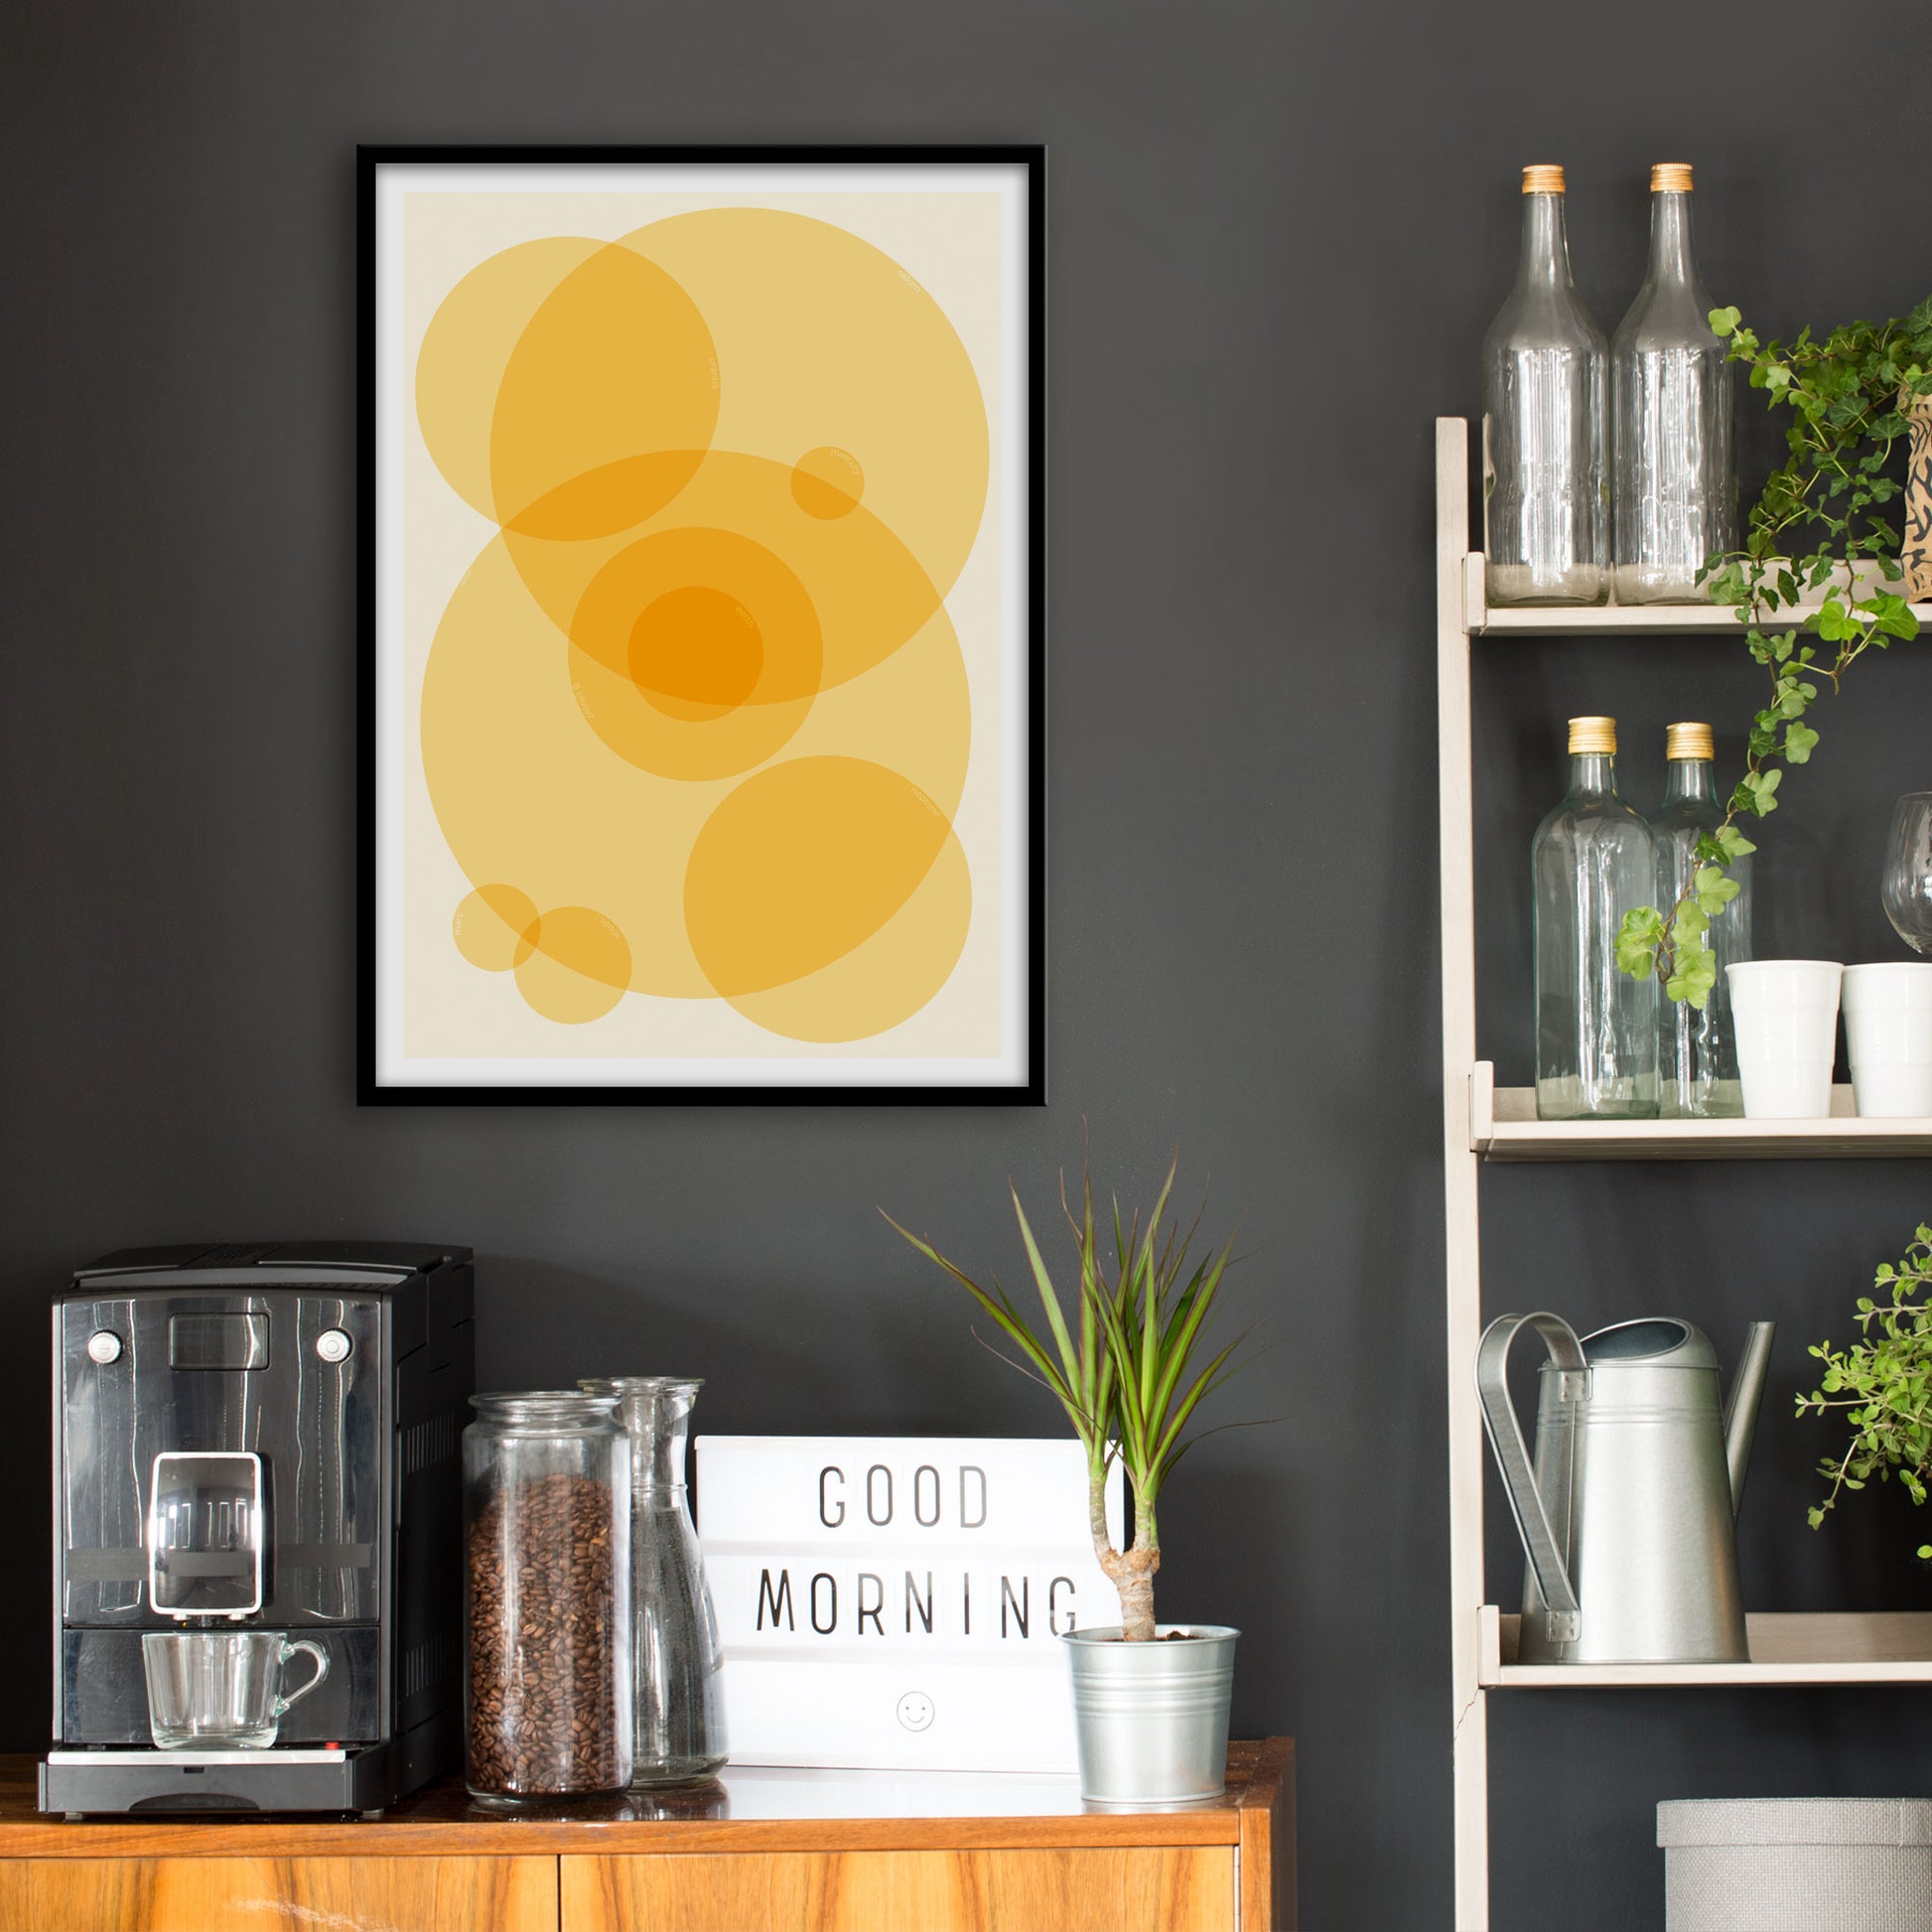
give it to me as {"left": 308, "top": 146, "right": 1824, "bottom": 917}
{"left": 358, "top": 144, "right": 1045, "bottom": 1105}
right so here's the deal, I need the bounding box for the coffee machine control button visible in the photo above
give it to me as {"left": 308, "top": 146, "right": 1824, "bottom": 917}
{"left": 85, "top": 1330, "right": 124, "bottom": 1365}
{"left": 315, "top": 1329, "right": 353, "bottom": 1364}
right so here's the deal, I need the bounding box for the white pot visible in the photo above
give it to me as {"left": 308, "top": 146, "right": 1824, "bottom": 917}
{"left": 1725, "top": 961, "right": 1844, "bottom": 1119}
{"left": 1842, "top": 963, "right": 1932, "bottom": 1118}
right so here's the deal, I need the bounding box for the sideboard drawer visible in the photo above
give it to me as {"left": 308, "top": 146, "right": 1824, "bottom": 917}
{"left": 0, "top": 1855, "right": 559, "bottom": 1932}
{"left": 562, "top": 1846, "right": 1238, "bottom": 1932}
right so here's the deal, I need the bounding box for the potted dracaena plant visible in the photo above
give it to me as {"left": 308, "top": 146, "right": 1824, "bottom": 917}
{"left": 885, "top": 1154, "right": 1256, "bottom": 1805}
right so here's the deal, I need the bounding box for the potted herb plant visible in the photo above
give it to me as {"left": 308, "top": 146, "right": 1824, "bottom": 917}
{"left": 886, "top": 1155, "right": 1255, "bottom": 1805}
{"left": 1798, "top": 1223, "right": 1932, "bottom": 1549}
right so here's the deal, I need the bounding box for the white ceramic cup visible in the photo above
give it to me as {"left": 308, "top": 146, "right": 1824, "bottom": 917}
{"left": 1842, "top": 963, "right": 1932, "bottom": 1118}
{"left": 1725, "top": 960, "right": 1845, "bottom": 1119}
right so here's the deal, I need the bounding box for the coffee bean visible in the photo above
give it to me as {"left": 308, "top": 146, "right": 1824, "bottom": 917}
{"left": 466, "top": 1469, "right": 624, "bottom": 1796}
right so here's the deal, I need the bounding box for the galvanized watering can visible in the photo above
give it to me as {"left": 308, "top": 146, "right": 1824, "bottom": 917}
{"left": 1475, "top": 1313, "right": 1775, "bottom": 1665}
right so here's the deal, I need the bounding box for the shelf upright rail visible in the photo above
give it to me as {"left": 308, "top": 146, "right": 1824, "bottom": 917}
{"left": 1434, "top": 413, "right": 1932, "bottom": 1930}
{"left": 1435, "top": 416, "right": 1489, "bottom": 1931}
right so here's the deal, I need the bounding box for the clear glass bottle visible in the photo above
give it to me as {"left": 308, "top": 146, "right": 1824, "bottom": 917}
{"left": 1611, "top": 164, "right": 1735, "bottom": 603}
{"left": 1533, "top": 716, "right": 1660, "bottom": 1119}
{"left": 1482, "top": 164, "right": 1609, "bottom": 606}
{"left": 1650, "top": 722, "right": 1750, "bottom": 1118}
{"left": 580, "top": 1377, "right": 728, "bottom": 1785}
{"left": 463, "top": 1392, "right": 632, "bottom": 1803}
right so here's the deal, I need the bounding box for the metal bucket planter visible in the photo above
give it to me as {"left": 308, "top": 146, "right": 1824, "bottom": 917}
{"left": 1061, "top": 1624, "right": 1238, "bottom": 1806}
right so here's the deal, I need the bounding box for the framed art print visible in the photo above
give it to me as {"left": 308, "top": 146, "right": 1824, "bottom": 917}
{"left": 359, "top": 146, "right": 1043, "bottom": 1101}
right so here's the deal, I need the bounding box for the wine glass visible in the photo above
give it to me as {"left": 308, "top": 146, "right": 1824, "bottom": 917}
{"left": 1882, "top": 793, "right": 1932, "bottom": 955}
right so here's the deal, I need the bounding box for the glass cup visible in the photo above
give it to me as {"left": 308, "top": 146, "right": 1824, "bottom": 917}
{"left": 1882, "top": 793, "right": 1932, "bottom": 956}
{"left": 142, "top": 1629, "right": 330, "bottom": 1749}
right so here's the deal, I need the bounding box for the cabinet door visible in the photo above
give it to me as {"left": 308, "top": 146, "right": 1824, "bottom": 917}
{"left": 0, "top": 1856, "right": 559, "bottom": 1932}
{"left": 562, "top": 1848, "right": 1236, "bottom": 1932}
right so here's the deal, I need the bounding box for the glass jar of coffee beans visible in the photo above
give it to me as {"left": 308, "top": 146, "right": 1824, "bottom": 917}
{"left": 463, "top": 1392, "right": 632, "bottom": 1801}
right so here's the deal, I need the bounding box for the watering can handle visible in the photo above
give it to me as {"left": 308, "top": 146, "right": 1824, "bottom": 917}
{"left": 1475, "top": 1311, "right": 1587, "bottom": 1643}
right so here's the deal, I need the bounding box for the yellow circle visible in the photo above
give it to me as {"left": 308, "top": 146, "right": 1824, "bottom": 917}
{"left": 620, "top": 209, "right": 987, "bottom": 598}
{"left": 684, "top": 756, "right": 953, "bottom": 998}
{"left": 726, "top": 824, "right": 971, "bottom": 1041}
{"left": 487, "top": 241, "right": 719, "bottom": 538}
{"left": 791, "top": 446, "right": 865, "bottom": 519}
{"left": 415, "top": 237, "right": 601, "bottom": 523}
{"left": 452, "top": 884, "right": 539, "bottom": 972}
{"left": 512, "top": 906, "right": 631, "bottom": 1024}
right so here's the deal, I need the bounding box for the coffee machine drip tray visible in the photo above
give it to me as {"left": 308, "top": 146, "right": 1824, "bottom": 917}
{"left": 42, "top": 1743, "right": 411, "bottom": 1817}
{"left": 49, "top": 1748, "right": 348, "bottom": 1764}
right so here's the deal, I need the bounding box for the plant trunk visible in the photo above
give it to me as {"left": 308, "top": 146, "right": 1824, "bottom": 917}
{"left": 1090, "top": 1470, "right": 1160, "bottom": 1641}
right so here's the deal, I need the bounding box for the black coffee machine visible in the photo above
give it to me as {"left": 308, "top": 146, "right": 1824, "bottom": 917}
{"left": 41, "top": 1242, "right": 474, "bottom": 1815}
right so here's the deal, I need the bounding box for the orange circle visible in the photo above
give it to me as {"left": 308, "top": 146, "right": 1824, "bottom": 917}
{"left": 566, "top": 523, "right": 823, "bottom": 780}
{"left": 629, "top": 586, "right": 764, "bottom": 720}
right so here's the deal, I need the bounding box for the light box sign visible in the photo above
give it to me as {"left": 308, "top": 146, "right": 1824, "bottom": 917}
{"left": 695, "top": 1437, "right": 1123, "bottom": 1772}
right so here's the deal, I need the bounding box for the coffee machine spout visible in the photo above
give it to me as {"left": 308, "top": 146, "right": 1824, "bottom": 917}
{"left": 1723, "top": 1321, "right": 1776, "bottom": 1518}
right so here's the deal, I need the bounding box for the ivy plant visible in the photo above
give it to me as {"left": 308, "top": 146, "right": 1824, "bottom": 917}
{"left": 1797, "top": 1225, "right": 1932, "bottom": 1555}
{"left": 1615, "top": 297, "right": 1932, "bottom": 1007}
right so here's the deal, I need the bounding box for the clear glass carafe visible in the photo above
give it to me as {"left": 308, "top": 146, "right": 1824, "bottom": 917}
{"left": 1533, "top": 717, "right": 1660, "bottom": 1119}
{"left": 463, "top": 1392, "right": 632, "bottom": 1802}
{"left": 1611, "top": 165, "right": 1735, "bottom": 603}
{"left": 1650, "top": 723, "right": 1750, "bottom": 1117}
{"left": 581, "top": 1377, "right": 728, "bottom": 1785}
{"left": 1481, "top": 164, "right": 1608, "bottom": 607}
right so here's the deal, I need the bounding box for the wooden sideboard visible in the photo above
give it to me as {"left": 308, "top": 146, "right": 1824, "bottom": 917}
{"left": 0, "top": 1739, "right": 1294, "bottom": 1932}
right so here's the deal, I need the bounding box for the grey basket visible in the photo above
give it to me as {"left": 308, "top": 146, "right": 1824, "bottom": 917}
{"left": 1659, "top": 1799, "right": 1932, "bottom": 1932}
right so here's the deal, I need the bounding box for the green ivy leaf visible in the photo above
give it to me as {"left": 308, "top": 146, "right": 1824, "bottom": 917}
{"left": 1615, "top": 907, "right": 1668, "bottom": 981}
{"left": 1865, "top": 591, "right": 1921, "bottom": 640}
{"left": 1694, "top": 865, "right": 1741, "bottom": 915}
{"left": 1784, "top": 721, "right": 1821, "bottom": 763}
{"left": 1814, "top": 597, "right": 1857, "bottom": 640}
{"left": 1665, "top": 941, "right": 1719, "bottom": 1010}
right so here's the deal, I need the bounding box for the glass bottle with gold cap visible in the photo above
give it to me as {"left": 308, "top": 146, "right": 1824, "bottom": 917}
{"left": 1481, "top": 164, "right": 1608, "bottom": 606}
{"left": 1650, "top": 721, "right": 1751, "bottom": 1117}
{"left": 1611, "top": 164, "right": 1735, "bottom": 603}
{"left": 1532, "top": 716, "right": 1659, "bottom": 1119}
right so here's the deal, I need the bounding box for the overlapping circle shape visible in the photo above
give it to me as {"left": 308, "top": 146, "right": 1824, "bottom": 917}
{"left": 414, "top": 209, "right": 988, "bottom": 1041}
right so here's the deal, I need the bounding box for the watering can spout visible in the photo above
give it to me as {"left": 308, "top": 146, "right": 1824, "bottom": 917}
{"left": 1724, "top": 1321, "right": 1776, "bottom": 1518}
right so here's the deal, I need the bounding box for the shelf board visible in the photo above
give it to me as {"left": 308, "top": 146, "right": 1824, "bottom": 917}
{"left": 1469, "top": 1064, "right": 1932, "bottom": 1161}
{"left": 1481, "top": 1606, "right": 1932, "bottom": 1688}
{"left": 1462, "top": 553, "right": 1932, "bottom": 638}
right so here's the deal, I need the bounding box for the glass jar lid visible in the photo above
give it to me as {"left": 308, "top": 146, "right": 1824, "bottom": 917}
{"left": 470, "top": 1390, "right": 622, "bottom": 1432}
{"left": 578, "top": 1376, "right": 705, "bottom": 1396}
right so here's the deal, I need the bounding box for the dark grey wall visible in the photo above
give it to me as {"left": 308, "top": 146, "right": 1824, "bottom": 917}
{"left": 4, "top": 1, "right": 1931, "bottom": 1923}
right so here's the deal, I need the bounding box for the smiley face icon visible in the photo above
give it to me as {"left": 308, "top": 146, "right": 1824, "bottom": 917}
{"left": 896, "top": 1692, "right": 935, "bottom": 1732}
